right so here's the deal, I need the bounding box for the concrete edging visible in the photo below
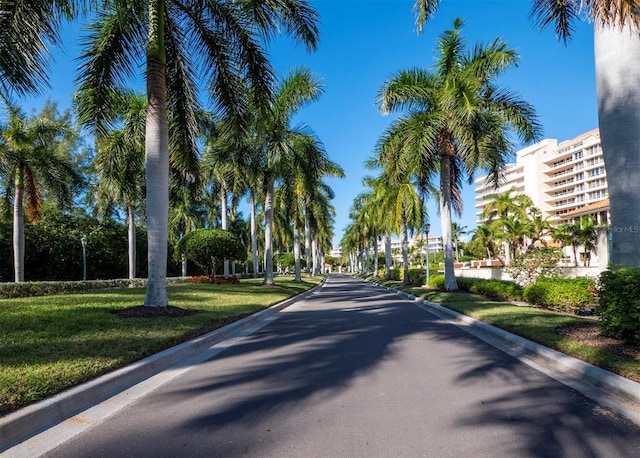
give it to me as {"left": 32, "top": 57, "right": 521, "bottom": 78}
{"left": 0, "top": 279, "right": 324, "bottom": 452}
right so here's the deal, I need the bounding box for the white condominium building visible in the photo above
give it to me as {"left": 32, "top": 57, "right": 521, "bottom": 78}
{"left": 475, "top": 128, "right": 610, "bottom": 225}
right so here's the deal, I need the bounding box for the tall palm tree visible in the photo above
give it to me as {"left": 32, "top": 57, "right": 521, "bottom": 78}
{"left": 75, "top": 1, "right": 319, "bottom": 306}
{"left": 254, "top": 67, "right": 323, "bottom": 286}
{"left": 413, "top": 1, "right": 640, "bottom": 268}
{"left": 0, "top": 102, "right": 80, "bottom": 281}
{"left": 277, "top": 133, "right": 344, "bottom": 281}
{"left": 377, "top": 19, "right": 541, "bottom": 290}
{"left": 90, "top": 91, "right": 146, "bottom": 279}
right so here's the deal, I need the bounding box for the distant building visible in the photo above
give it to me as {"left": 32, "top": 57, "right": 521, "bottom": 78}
{"left": 475, "top": 128, "right": 609, "bottom": 225}
{"left": 474, "top": 128, "right": 610, "bottom": 266}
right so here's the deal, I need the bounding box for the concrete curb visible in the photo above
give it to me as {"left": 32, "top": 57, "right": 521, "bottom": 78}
{"left": 0, "top": 280, "right": 324, "bottom": 452}
{"left": 375, "top": 280, "right": 640, "bottom": 426}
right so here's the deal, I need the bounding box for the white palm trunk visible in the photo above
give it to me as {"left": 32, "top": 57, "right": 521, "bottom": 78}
{"left": 144, "top": 55, "right": 170, "bottom": 308}
{"left": 250, "top": 197, "right": 258, "bottom": 277}
{"left": 440, "top": 154, "right": 458, "bottom": 291}
{"left": 127, "top": 205, "right": 136, "bottom": 279}
{"left": 220, "top": 184, "right": 229, "bottom": 277}
{"left": 304, "top": 213, "right": 311, "bottom": 276}
{"left": 13, "top": 178, "right": 24, "bottom": 283}
{"left": 373, "top": 234, "right": 379, "bottom": 276}
{"left": 311, "top": 235, "right": 318, "bottom": 275}
{"left": 594, "top": 24, "right": 640, "bottom": 267}
{"left": 263, "top": 173, "right": 275, "bottom": 285}
{"left": 401, "top": 221, "right": 410, "bottom": 285}
{"left": 384, "top": 232, "right": 392, "bottom": 280}
{"left": 293, "top": 223, "right": 302, "bottom": 281}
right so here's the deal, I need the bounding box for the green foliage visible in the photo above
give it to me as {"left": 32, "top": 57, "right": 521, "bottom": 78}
{"left": 428, "top": 274, "right": 445, "bottom": 289}
{"left": 505, "top": 248, "right": 564, "bottom": 286}
{"left": 274, "top": 252, "right": 296, "bottom": 269}
{"left": 385, "top": 268, "right": 401, "bottom": 281}
{"left": 597, "top": 266, "right": 640, "bottom": 343}
{"left": 524, "top": 277, "right": 596, "bottom": 313}
{"left": 0, "top": 210, "right": 183, "bottom": 282}
{"left": 174, "top": 229, "right": 247, "bottom": 277}
{"left": 0, "top": 277, "right": 185, "bottom": 299}
{"left": 408, "top": 268, "right": 427, "bottom": 286}
{"left": 470, "top": 279, "right": 523, "bottom": 301}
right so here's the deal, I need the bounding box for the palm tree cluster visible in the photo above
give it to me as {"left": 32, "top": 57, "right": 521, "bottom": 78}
{"left": 469, "top": 187, "right": 599, "bottom": 267}
{"left": 343, "top": 19, "right": 541, "bottom": 290}
{"left": 412, "top": 1, "right": 640, "bottom": 269}
{"left": 0, "top": 0, "right": 344, "bottom": 304}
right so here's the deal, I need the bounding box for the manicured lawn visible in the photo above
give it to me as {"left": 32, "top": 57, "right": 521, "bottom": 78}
{"left": 0, "top": 277, "right": 322, "bottom": 415}
{"left": 375, "top": 279, "right": 640, "bottom": 383}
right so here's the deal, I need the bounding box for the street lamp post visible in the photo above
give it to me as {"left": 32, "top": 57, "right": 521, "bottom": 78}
{"left": 425, "top": 223, "right": 430, "bottom": 286}
{"left": 81, "top": 236, "right": 87, "bottom": 281}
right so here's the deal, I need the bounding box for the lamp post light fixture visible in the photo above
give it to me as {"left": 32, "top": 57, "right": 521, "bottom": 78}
{"left": 425, "top": 223, "right": 431, "bottom": 286}
{"left": 81, "top": 236, "right": 87, "bottom": 281}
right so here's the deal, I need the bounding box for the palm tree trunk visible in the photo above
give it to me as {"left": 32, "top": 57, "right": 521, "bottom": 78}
{"left": 384, "top": 232, "right": 392, "bottom": 280}
{"left": 13, "top": 170, "right": 24, "bottom": 282}
{"left": 127, "top": 205, "right": 136, "bottom": 279}
{"left": 144, "top": 1, "right": 169, "bottom": 307}
{"left": 293, "top": 222, "right": 302, "bottom": 282}
{"left": 373, "top": 233, "right": 379, "bottom": 276}
{"left": 263, "top": 172, "right": 275, "bottom": 285}
{"left": 304, "top": 214, "right": 311, "bottom": 276}
{"left": 312, "top": 234, "right": 319, "bottom": 275}
{"left": 401, "top": 221, "right": 410, "bottom": 285}
{"left": 220, "top": 183, "right": 229, "bottom": 277}
{"left": 250, "top": 196, "right": 258, "bottom": 278}
{"left": 595, "top": 24, "right": 640, "bottom": 267}
{"left": 440, "top": 154, "right": 458, "bottom": 291}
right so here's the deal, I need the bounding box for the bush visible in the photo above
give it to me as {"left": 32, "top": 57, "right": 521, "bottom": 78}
{"left": 0, "top": 277, "right": 185, "bottom": 299}
{"left": 597, "top": 266, "right": 640, "bottom": 343}
{"left": 384, "top": 268, "right": 401, "bottom": 281}
{"left": 523, "top": 276, "right": 595, "bottom": 313}
{"left": 409, "top": 268, "right": 427, "bottom": 286}
{"left": 185, "top": 275, "right": 240, "bottom": 284}
{"left": 455, "top": 276, "right": 482, "bottom": 293}
{"left": 470, "top": 279, "right": 523, "bottom": 301}
{"left": 427, "top": 274, "right": 445, "bottom": 290}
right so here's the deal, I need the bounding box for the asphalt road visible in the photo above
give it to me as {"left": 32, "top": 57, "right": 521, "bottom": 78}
{"left": 42, "top": 274, "right": 640, "bottom": 457}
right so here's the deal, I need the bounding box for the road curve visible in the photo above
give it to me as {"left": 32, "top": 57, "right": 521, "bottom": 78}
{"left": 34, "top": 274, "right": 640, "bottom": 457}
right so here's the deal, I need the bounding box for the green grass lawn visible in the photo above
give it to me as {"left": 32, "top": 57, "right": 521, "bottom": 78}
{"left": 0, "top": 277, "right": 322, "bottom": 415}
{"left": 375, "top": 279, "right": 640, "bottom": 384}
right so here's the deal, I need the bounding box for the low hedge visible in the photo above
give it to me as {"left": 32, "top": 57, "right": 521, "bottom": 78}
{"left": 523, "top": 276, "right": 595, "bottom": 313}
{"left": 469, "top": 279, "right": 523, "bottom": 301}
{"left": 0, "top": 277, "right": 186, "bottom": 299}
{"left": 598, "top": 266, "right": 640, "bottom": 343}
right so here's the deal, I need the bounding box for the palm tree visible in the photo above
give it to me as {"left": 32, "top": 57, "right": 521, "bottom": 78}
{"left": 90, "top": 91, "right": 146, "bottom": 279}
{"left": 0, "top": 0, "right": 78, "bottom": 97}
{"left": 278, "top": 133, "right": 344, "bottom": 281}
{"left": 451, "top": 222, "right": 467, "bottom": 262}
{"left": 413, "top": 1, "right": 640, "bottom": 268}
{"left": 253, "top": 67, "right": 323, "bottom": 286}
{"left": 377, "top": 19, "right": 541, "bottom": 290}
{"left": 75, "top": 1, "right": 319, "bottom": 307}
{"left": 0, "top": 102, "right": 80, "bottom": 281}
{"left": 480, "top": 187, "right": 534, "bottom": 223}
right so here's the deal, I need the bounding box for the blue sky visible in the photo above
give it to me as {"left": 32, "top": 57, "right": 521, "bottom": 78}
{"left": 22, "top": 0, "right": 598, "bottom": 246}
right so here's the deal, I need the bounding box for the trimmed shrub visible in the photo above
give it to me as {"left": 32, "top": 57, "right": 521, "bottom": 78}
{"left": 384, "top": 268, "right": 401, "bottom": 281}
{"left": 455, "top": 276, "right": 482, "bottom": 293}
{"left": 597, "top": 266, "right": 640, "bottom": 343}
{"left": 523, "top": 276, "right": 595, "bottom": 313}
{"left": 470, "top": 279, "right": 523, "bottom": 301}
{"left": 409, "top": 268, "right": 428, "bottom": 286}
{"left": 427, "top": 274, "right": 445, "bottom": 290}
